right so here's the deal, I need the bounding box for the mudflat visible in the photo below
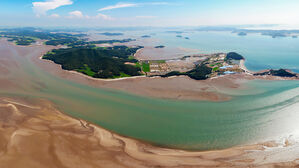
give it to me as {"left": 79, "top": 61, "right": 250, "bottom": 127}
{"left": 0, "top": 97, "right": 298, "bottom": 168}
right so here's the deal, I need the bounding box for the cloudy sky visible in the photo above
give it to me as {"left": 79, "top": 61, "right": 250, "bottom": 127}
{"left": 0, "top": 0, "right": 299, "bottom": 27}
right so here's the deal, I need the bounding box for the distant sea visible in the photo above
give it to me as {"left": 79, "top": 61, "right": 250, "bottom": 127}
{"left": 125, "top": 30, "right": 299, "bottom": 73}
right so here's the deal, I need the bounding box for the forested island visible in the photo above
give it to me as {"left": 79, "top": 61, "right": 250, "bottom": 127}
{"left": 141, "top": 35, "right": 151, "bottom": 38}
{"left": 254, "top": 69, "right": 297, "bottom": 78}
{"left": 154, "top": 45, "right": 165, "bottom": 48}
{"left": 99, "top": 32, "right": 124, "bottom": 36}
{"left": 43, "top": 46, "right": 143, "bottom": 79}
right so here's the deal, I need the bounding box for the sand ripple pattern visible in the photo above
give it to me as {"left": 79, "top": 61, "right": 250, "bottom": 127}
{"left": 0, "top": 97, "right": 298, "bottom": 168}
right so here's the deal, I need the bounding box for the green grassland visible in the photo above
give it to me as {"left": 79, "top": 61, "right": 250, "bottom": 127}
{"left": 142, "top": 63, "right": 150, "bottom": 72}
{"left": 76, "top": 64, "right": 96, "bottom": 77}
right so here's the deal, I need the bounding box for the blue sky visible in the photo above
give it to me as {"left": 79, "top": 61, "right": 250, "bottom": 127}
{"left": 0, "top": 0, "right": 299, "bottom": 27}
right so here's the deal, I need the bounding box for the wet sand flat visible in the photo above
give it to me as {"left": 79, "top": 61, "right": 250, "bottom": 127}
{"left": 0, "top": 97, "right": 298, "bottom": 168}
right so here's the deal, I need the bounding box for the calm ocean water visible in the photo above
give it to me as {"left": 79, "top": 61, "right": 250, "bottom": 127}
{"left": 127, "top": 30, "right": 299, "bottom": 73}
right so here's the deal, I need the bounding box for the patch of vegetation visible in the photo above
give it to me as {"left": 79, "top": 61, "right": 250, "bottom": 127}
{"left": 181, "top": 56, "right": 191, "bottom": 60}
{"left": 4, "top": 35, "right": 36, "bottom": 46}
{"left": 254, "top": 69, "right": 297, "bottom": 78}
{"left": 141, "top": 35, "right": 151, "bottom": 38}
{"left": 128, "top": 55, "right": 135, "bottom": 60}
{"left": 210, "top": 63, "right": 222, "bottom": 67}
{"left": 155, "top": 45, "right": 165, "bottom": 48}
{"left": 135, "top": 62, "right": 142, "bottom": 68}
{"left": 77, "top": 64, "right": 96, "bottom": 77}
{"left": 225, "top": 52, "right": 244, "bottom": 61}
{"left": 88, "top": 39, "right": 136, "bottom": 45}
{"left": 187, "top": 64, "right": 213, "bottom": 80}
{"left": 43, "top": 46, "right": 142, "bottom": 79}
{"left": 213, "top": 67, "right": 219, "bottom": 72}
{"left": 159, "top": 64, "right": 212, "bottom": 80}
{"left": 114, "top": 72, "right": 131, "bottom": 78}
{"left": 99, "top": 32, "right": 124, "bottom": 36}
{"left": 142, "top": 63, "right": 150, "bottom": 72}
{"left": 151, "top": 60, "right": 166, "bottom": 64}
{"left": 15, "top": 37, "right": 36, "bottom": 46}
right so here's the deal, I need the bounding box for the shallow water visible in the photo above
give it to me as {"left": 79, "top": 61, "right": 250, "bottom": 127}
{"left": 0, "top": 39, "right": 298, "bottom": 151}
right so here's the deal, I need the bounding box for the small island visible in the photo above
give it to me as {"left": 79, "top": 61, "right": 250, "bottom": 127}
{"left": 141, "top": 35, "right": 151, "bottom": 38}
{"left": 154, "top": 45, "right": 165, "bottom": 48}
{"left": 238, "top": 32, "right": 247, "bottom": 36}
{"left": 99, "top": 32, "right": 124, "bottom": 36}
{"left": 254, "top": 69, "right": 297, "bottom": 78}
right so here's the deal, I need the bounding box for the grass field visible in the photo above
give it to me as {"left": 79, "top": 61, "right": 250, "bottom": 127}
{"left": 77, "top": 64, "right": 96, "bottom": 77}
{"left": 151, "top": 60, "right": 166, "bottom": 64}
{"left": 213, "top": 67, "right": 219, "bottom": 72}
{"left": 114, "top": 72, "right": 132, "bottom": 78}
{"left": 128, "top": 55, "right": 135, "bottom": 60}
{"left": 135, "top": 62, "right": 142, "bottom": 68}
{"left": 142, "top": 63, "right": 150, "bottom": 72}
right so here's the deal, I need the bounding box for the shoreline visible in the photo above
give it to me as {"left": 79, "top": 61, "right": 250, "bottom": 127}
{"left": 41, "top": 56, "right": 148, "bottom": 82}
{"left": 240, "top": 59, "right": 254, "bottom": 74}
{"left": 0, "top": 96, "right": 298, "bottom": 167}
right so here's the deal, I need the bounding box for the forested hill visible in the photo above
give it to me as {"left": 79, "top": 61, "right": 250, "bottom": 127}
{"left": 43, "top": 46, "right": 143, "bottom": 79}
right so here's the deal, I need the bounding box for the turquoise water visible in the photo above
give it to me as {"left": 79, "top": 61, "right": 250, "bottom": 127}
{"left": 33, "top": 75, "right": 299, "bottom": 150}
{"left": 1, "top": 34, "right": 299, "bottom": 151}
{"left": 132, "top": 31, "right": 299, "bottom": 73}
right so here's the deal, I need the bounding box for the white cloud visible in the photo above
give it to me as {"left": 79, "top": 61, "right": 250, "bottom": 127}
{"left": 96, "top": 13, "right": 114, "bottom": 20}
{"left": 98, "top": 2, "right": 169, "bottom": 12}
{"left": 98, "top": 3, "right": 138, "bottom": 12}
{"left": 68, "top": 10, "right": 85, "bottom": 19}
{"left": 32, "top": 0, "right": 73, "bottom": 16}
{"left": 49, "top": 13, "right": 60, "bottom": 18}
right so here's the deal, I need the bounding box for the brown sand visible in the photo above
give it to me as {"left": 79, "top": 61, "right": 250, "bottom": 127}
{"left": 0, "top": 97, "right": 298, "bottom": 168}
